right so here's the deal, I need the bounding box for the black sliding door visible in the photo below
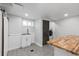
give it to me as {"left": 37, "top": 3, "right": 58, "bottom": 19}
{"left": 43, "top": 20, "right": 49, "bottom": 45}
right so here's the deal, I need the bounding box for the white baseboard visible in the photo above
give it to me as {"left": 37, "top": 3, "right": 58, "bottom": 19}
{"left": 35, "top": 42, "right": 43, "bottom": 47}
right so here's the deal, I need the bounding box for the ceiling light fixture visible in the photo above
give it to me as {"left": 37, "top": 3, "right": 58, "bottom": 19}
{"left": 25, "top": 13, "right": 28, "bottom": 17}
{"left": 64, "top": 13, "right": 68, "bottom": 17}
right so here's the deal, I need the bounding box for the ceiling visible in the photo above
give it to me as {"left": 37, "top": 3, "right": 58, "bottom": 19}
{"left": 0, "top": 3, "right": 79, "bottom": 21}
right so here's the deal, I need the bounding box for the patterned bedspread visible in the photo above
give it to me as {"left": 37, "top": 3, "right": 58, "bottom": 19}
{"left": 47, "top": 35, "right": 79, "bottom": 55}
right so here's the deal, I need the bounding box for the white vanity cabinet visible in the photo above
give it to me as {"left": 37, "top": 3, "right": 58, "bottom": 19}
{"left": 22, "top": 35, "right": 32, "bottom": 48}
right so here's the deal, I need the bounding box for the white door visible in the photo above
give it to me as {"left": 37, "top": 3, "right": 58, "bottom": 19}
{"left": 0, "top": 9, "right": 8, "bottom": 56}
{"left": 0, "top": 22, "right": 2, "bottom": 56}
{"left": 0, "top": 10, "right": 2, "bottom": 56}
{"left": 4, "top": 16, "right": 8, "bottom": 56}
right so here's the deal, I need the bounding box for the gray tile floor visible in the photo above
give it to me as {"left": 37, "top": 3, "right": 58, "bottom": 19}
{"left": 7, "top": 44, "right": 54, "bottom": 56}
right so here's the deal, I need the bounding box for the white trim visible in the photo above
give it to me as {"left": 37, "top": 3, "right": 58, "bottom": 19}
{"left": 35, "top": 42, "right": 43, "bottom": 47}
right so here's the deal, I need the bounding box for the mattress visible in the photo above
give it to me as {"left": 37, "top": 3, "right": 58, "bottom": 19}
{"left": 47, "top": 35, "right": 79, "bottom": 55}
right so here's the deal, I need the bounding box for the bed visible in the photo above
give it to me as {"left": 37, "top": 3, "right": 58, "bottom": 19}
{"left": 47, "top": 35, "right": 79, "bottom": 56}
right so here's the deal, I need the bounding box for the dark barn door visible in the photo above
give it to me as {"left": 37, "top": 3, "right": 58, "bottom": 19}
{"left": 43, "top": 20, "right": 49, "bottom": 45}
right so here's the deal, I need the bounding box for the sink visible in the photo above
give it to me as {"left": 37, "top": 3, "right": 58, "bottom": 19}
{"left": 21, "top": 33, "right": 31, "bottom": 35}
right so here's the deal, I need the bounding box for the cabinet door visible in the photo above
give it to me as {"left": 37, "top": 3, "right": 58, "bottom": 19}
{"left": 22, "top": 35, "right": 27, "bottom": 47}
{"left": 22, "top": 35, "right": 32, "bottom": 47}
{"left": 26, "top": 35, "right": 32, "bottom": 46}
{"left": 8, "top": 35, "right": 21, "bottom": 50}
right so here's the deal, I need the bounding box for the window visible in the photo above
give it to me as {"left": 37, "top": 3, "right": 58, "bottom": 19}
{"left": 23, "top": 20, "right": 34, "bottom": 27}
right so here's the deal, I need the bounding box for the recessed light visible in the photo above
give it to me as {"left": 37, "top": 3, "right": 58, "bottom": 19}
{"left": 64, "top": 13, "right": 68, "bottom": 17}
{"left": 25, "top": 13, "right": 28, "bottom": 17}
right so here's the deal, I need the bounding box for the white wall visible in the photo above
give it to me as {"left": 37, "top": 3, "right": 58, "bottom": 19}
{"left": 49, "top": 17, "right": 79, "bottom": 56}
{"left": 52, "top": 16, "right": 79, "bottom": 38}
{"left": 35, "top": 20, "right": 43, "bottom": 47}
